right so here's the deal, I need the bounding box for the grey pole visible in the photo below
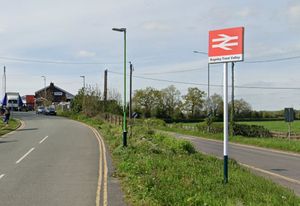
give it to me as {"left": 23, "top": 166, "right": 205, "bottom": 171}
{"left": 41, "top": 76, "right": 46, "bottom": 100}
{"left": 3, "top": 66, "right": 6, "bottom": 96}
{"left": 129, "top": 62, "right": 133, "bottom": 120}
{"left": 230, "top": 62, "right": 235, "bottom": 137}
{"left": 80, "top": 76, "right": 85, "bottom": 89}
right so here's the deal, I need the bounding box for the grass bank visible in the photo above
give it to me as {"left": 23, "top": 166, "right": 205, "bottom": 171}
{"left": 0, "top": 118, "right": 21, "bottom": 136}
{"left": 60, "top": 112, "right": 300, "bottom": 205}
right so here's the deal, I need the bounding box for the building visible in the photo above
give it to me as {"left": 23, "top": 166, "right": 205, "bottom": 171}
{"left": 35, "top": 82, "right": 74, "bottom": 106}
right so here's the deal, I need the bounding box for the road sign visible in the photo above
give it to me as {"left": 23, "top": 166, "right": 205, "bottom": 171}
{"left": 209, "top": 27, "right": 244, "bottom": 64}
{"left": 208, "top": 26, "right": 245, "bottom": 184}
{"left": 285, "top": 108, "right": 294, "bottom": 122}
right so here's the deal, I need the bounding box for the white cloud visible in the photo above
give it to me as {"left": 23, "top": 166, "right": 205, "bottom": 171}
{"left": 236, "top": 8, "right": 253, "bottom": 18}
{"left": 77, "top": 50, "right": 96, "bottom": 58}
{"left": 141, "top": 21, "right": 172, "bottom": 32}
{"left": 288, "top": 4, "right": 300, "bottom": 20}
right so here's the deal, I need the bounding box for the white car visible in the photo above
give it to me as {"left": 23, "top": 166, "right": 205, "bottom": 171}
{"left": 36, "top": 106, "right": 45, "bottom": 114}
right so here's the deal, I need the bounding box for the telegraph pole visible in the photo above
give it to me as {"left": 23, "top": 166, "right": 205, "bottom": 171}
{"left": 129, "top": 62, "right": 133, "bottom": 120}
{"left": 104, "top": 69, "right": 108, "bottom": 112}
{"left": 230, "top": 62, "right": 235, "bottom": 137}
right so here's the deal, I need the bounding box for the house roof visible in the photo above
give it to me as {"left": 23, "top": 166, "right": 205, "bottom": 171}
{"left": 35, "top": 83, "right": 74, "bottom": 99}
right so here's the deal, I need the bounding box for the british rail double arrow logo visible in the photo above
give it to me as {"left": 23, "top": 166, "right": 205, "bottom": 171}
{"left": 212, "top": 34, "right": 239, "bottom": 51}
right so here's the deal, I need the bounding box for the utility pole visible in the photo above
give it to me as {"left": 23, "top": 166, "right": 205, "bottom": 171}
{"left": 230, "top": 62, "right": 235, "bottom": 137}
{"left": 104, "top": 69, "right": 108, "bottom": 112}
{"left": 80, "top": 75, "right": 85, "bottom": 89}
{"left": 129, "top": 62, "right": 133, "bottom": 120}
{"left": 41, "top": 76, "right": 46, "bottom": 101}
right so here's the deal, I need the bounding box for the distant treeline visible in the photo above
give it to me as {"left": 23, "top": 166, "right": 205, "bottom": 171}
{"left": 69, "top": 85, "right": 299, "bottom": 123}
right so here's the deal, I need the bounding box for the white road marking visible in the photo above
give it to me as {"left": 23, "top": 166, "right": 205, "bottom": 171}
{"left": 16, "top": 147, "right": 35, "bottom": 164}
{"left": 39, "top": 136, "right": 49, "bottom": 144}
{"left": 0, "top": 174, "right": 5, "bottom": 180}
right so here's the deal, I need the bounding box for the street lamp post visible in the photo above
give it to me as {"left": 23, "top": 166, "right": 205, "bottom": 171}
{"left": 112, "top": 27, "right": 127, "bottom": 147}
{"left": 41, "top": 76, "right": 46, "bottom": 101}
{"left": 193, "top": 51, "right": 210, "bottom": 99}
{"left": 80, "top": 75, "right": 86, "bottom": 114}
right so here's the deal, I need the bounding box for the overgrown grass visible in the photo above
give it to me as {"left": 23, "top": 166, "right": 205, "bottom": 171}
{"left": 0, "top": 118, "right": 21, "bottom": 136}
{"left": 61, "top": 113, "right": 300, "bottom": 205}
{"left": 159, "top": 125, "right": 300, "bottom": 153}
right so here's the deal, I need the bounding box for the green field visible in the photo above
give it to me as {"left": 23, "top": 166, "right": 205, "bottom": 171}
{"left": 240, "top": 120, "right": 300, "bottom": 133}
{"left": 60, "top": 113, "right": 300, "bottom": 205}
{"left": 170, "top": 120, "right": 300, "bottom": 133}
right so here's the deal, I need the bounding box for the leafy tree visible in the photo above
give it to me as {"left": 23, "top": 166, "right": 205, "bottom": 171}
{"left": 208, "top": 93, "right": 223, "bottom": 118}
{"left": 161, "top": 85, "right": 182, "bottom": 118}
{"left": 183, "top": 87, "right": 206, "bottom": 118}
{"left": 230, "top": 98, "right": 252, "bottom": 118}
{"left": 133, "top": 87, "right": 162, "bottom": 118}
{"left": 70, "top": 88, "right": 84, "bottom": 113}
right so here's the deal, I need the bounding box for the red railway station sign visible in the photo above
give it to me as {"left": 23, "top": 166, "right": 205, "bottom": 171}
{"left": 208, "top": 27, "right": 244, "bottom": 64}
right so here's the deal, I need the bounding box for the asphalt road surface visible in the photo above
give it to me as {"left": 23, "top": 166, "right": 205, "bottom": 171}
{"left": 168, "top": 131, "right": 300, "bottom": 196}
{"left": 0, "top": 112, "right": 126, "bottom": 206}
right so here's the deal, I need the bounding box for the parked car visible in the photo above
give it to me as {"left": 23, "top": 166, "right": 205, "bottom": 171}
{"left": 45, "top": 107, "right": 56, "bottom": 115}
{"left": 36, "top": 106, "right": 45, "bottom": 114}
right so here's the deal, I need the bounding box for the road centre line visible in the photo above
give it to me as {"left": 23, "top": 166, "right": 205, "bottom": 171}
{"left": 0, "top": 174, "right": 5, "bottom": 180}
{"left": 39, "top": 136, "right": 49, "bottom": 144}
{"left": 16, "top": 147, "right": 35, "bottom": 164}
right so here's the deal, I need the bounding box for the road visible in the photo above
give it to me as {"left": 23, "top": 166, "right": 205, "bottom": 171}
{"left": 168, "top": 131, "right": 300, "bottom": 196}
{"left": 0, "top": 112, "right": 126, "bottom": 206}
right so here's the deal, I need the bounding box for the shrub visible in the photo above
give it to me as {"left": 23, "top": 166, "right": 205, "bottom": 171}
{"left": 196, "top": 122, "right": 223, "bottom": 134}
{"left": 233, "top": 123, "right": 272, "bottom": 138}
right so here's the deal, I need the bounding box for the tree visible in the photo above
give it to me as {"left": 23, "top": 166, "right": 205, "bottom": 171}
{"left": 161, "top": 85, "right": 182, "bottom": 119}
{"left": 71, "top": 88, "right": 84, "bottom": 113}
{"left": 207, "top": 93, "right": 223, "bottom": 118}
{"left": 231, "top": 98, "right": 252, "bottom": 118}
{"left": 182, "top": 87, "right": 206, "bottom": 118}
{"left": 133, "top": 87, "right": 161, "bottom": 118}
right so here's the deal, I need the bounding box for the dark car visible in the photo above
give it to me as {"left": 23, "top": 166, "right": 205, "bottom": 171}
{"left": 45, "top": 107, "right": 56, "bottom": 115}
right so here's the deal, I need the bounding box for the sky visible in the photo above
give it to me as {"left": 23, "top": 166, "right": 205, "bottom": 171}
{"left": 1, "top": 0, "right": 300, "bottom": 110}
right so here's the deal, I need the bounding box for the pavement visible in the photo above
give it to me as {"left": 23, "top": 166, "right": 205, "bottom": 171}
{"left": 0, "top": 112, "right": 126, "bottom": 206}
{"left": 166, "top": 131, "right": 300, "bottom": 196}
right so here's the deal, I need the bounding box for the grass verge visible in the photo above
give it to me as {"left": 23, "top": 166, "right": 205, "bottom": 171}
{"left": 0, "top": 118, "right": 21, "bottom": 136}
{"left": 159, "top": 126, "right": 300, "bottom": 154}
{"left": 60, "top": 112, "right": 300, "bottom": 205}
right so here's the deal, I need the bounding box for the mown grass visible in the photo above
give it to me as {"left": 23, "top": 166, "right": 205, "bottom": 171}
{"left": 0, "top": 118, "right": 21, "bottom": 136}
{"left": 240, "top": 120, "right": 300, "bottom": 133}
{"left": 159, "top": 125, "right": 300, "bottom": 153}
{"left": 60, "top": 112, "right": 300, "bottom": 205}
{"left": 180, "top": 120, "right": 300, "bottom": 133}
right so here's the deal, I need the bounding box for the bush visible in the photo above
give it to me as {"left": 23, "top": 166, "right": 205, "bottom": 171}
{"left": 196, "top": 122, "right": 223, "bottom": 134}
{"left": 233, "top": 123, "right": 272, "bottom": 138}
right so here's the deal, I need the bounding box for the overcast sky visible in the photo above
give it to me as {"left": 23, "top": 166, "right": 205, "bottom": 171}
{"left": 1, "top": 0, "right": 300, "bottom": 110}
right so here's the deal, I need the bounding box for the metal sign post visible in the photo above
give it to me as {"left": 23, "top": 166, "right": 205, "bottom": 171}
{"left": 223, "top": 62, "right": 229, "bottom": 183}
{"left": 208, "top": 27, "right": 244, "bottom": 184}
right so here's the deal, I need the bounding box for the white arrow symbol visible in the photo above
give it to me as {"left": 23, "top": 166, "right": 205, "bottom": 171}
{"left": 212, "top": 34, "right": 238, "bottom": 50}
